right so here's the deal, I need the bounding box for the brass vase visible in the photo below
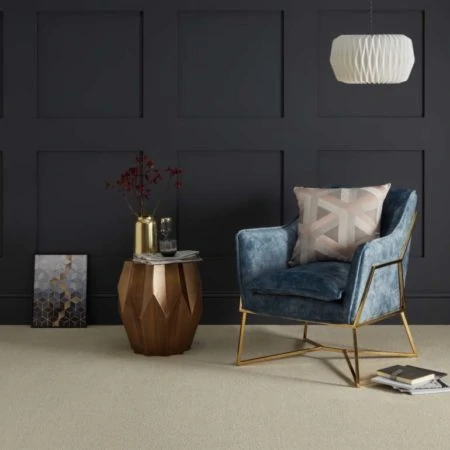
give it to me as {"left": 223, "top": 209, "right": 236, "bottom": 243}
{"left": 134, "top": 216, "right": 158, "bottom": 255}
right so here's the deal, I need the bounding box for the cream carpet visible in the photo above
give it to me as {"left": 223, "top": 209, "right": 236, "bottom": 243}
{"left": 1, "top": 324, "right": 449, "bottom": 450}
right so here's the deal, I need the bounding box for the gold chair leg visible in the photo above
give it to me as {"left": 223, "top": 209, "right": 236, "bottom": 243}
{"left": 352, "top": 328, "right": 360, "bottom": 387}
{"left": 400, "top": 311, "right": 418, "bottom": 356}
{"left": 343, "top": 349, "right": 357, "bottom": 385}
{"left": 303, "top": 323, "right": 308, "bottom": 339}
{"left": 235, "top": 314, "right": 323, "bottom": 366}
{"left": 235, "top": 310, "right": 417, "bottom": 388}
{"left": 236, "top": 312, "right": 247, "bottom": 365}
{"left": 344, "top": 313, "right": 417, "bottom": 387}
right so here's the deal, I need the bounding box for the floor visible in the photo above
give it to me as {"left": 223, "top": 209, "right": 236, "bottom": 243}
{"left": 0, "top": 324, "right": 449, "bottom": 450}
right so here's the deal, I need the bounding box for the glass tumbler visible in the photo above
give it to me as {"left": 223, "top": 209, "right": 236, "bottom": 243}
{"left": 160, "top": 217, "right": 177, "bottom": 257}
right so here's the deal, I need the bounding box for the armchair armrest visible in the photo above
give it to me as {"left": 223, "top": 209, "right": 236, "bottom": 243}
{"left": 343, "top": 192, "right": 417, "bottom": 324}
{"left": 236, "top": 220, "right": 298, "bottom": 288}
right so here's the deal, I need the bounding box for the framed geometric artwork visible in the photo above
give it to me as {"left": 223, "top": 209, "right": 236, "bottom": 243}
{"left": 32, "top": 255, "right": 87, "bottom": 328}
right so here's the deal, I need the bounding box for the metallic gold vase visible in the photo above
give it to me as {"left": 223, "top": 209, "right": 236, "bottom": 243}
{"left": 134, "top": 216, "right": 158, "bottom": 255}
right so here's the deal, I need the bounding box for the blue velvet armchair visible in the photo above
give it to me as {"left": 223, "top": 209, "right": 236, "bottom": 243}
{"left": 235, "top": 188, "right": 418, "bottom": 387}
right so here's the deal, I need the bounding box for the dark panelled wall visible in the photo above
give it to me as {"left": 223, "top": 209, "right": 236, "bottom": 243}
{"left": 1, "top": 0, "right": 450, "bottom": 325}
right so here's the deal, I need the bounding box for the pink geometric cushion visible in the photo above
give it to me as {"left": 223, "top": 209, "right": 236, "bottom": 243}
{"left": 289, "top": 184, "right": 391, "bottom": 265}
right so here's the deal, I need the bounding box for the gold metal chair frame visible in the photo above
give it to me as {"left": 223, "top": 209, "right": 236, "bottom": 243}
{"left": 236, "top": 214, "right": 417, "bottom": 387}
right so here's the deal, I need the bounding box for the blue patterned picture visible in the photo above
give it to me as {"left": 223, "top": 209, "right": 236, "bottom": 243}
{"left": 32, "top": 255, "right": 87, "bottom": 328}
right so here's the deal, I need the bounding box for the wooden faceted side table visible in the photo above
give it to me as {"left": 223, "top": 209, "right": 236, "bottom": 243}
{"left": 118, "top": 260, "right": 202, "bottom": 356}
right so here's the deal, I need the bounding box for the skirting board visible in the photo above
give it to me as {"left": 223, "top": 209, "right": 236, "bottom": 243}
{"left": 0, "top": 294, "right": 449, "bottom": 325}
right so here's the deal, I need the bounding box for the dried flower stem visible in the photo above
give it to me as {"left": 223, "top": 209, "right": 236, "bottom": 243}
{"left": 105, "top": 153, "right": 182, "bottom": 219}
{"left": 139, "top": 150, "right": 145, "bottom": 217}
{"left": 122, "top": 193, "right": 139, "bottom": 218}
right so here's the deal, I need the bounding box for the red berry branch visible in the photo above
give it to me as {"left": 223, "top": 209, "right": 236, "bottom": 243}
{"left": 105, "top": 152, "right": 183, "bottom": 218}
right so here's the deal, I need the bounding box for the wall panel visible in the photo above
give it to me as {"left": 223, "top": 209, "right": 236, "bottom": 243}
{"left": 178, "top": 150, "right": 283, "bottom": 295}
{"left": 0, "top": 0, "right": 449, "bottom": 324}
{"left": 178, "top": 11, "right": 283, "bottom": 118}
{"left": 37, "top": 11, "right": 143, "bottom": 118}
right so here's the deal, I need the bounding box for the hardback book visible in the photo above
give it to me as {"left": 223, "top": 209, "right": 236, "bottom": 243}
{"left": 133, "top": 250, "right": 202, "bottom": 265}
{"left": 371, "top": 376, "right": 450, "bottom": 394}
{"left": 396, "top": 379, "right": 450, "bottom": 395}
{"left": 371, "top": 376, "right": 435, "bottom": 390}
{"left": 135, "top": 250, "right": 199, "bottom": 261}
{"left": 376, "top": 365, "right": 447, "bottom": 385}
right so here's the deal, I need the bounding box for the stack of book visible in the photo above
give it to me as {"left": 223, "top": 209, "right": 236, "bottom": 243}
{"left": 371, "top": 365, "right": 449, "bottom": 395}
{"left": 133, "top": 250, "right": 202, "bottom": 265}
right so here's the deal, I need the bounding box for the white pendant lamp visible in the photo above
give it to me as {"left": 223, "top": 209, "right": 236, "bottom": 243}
{"left": 329, "top": 1, "right": 415, "bottom": 84}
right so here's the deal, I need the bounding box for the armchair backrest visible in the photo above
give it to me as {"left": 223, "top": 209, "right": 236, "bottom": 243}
{"left": 380, "top": 188, "right": 417, "bottom": 238}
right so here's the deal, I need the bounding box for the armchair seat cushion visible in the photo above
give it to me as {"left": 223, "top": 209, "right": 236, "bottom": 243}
{"left": 248, "top": 261, "right": 351, "bottom": 302}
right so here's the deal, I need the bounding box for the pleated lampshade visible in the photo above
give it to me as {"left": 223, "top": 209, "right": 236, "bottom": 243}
{"left": 330, "top": 34, "right": 415, "bottom": 84}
